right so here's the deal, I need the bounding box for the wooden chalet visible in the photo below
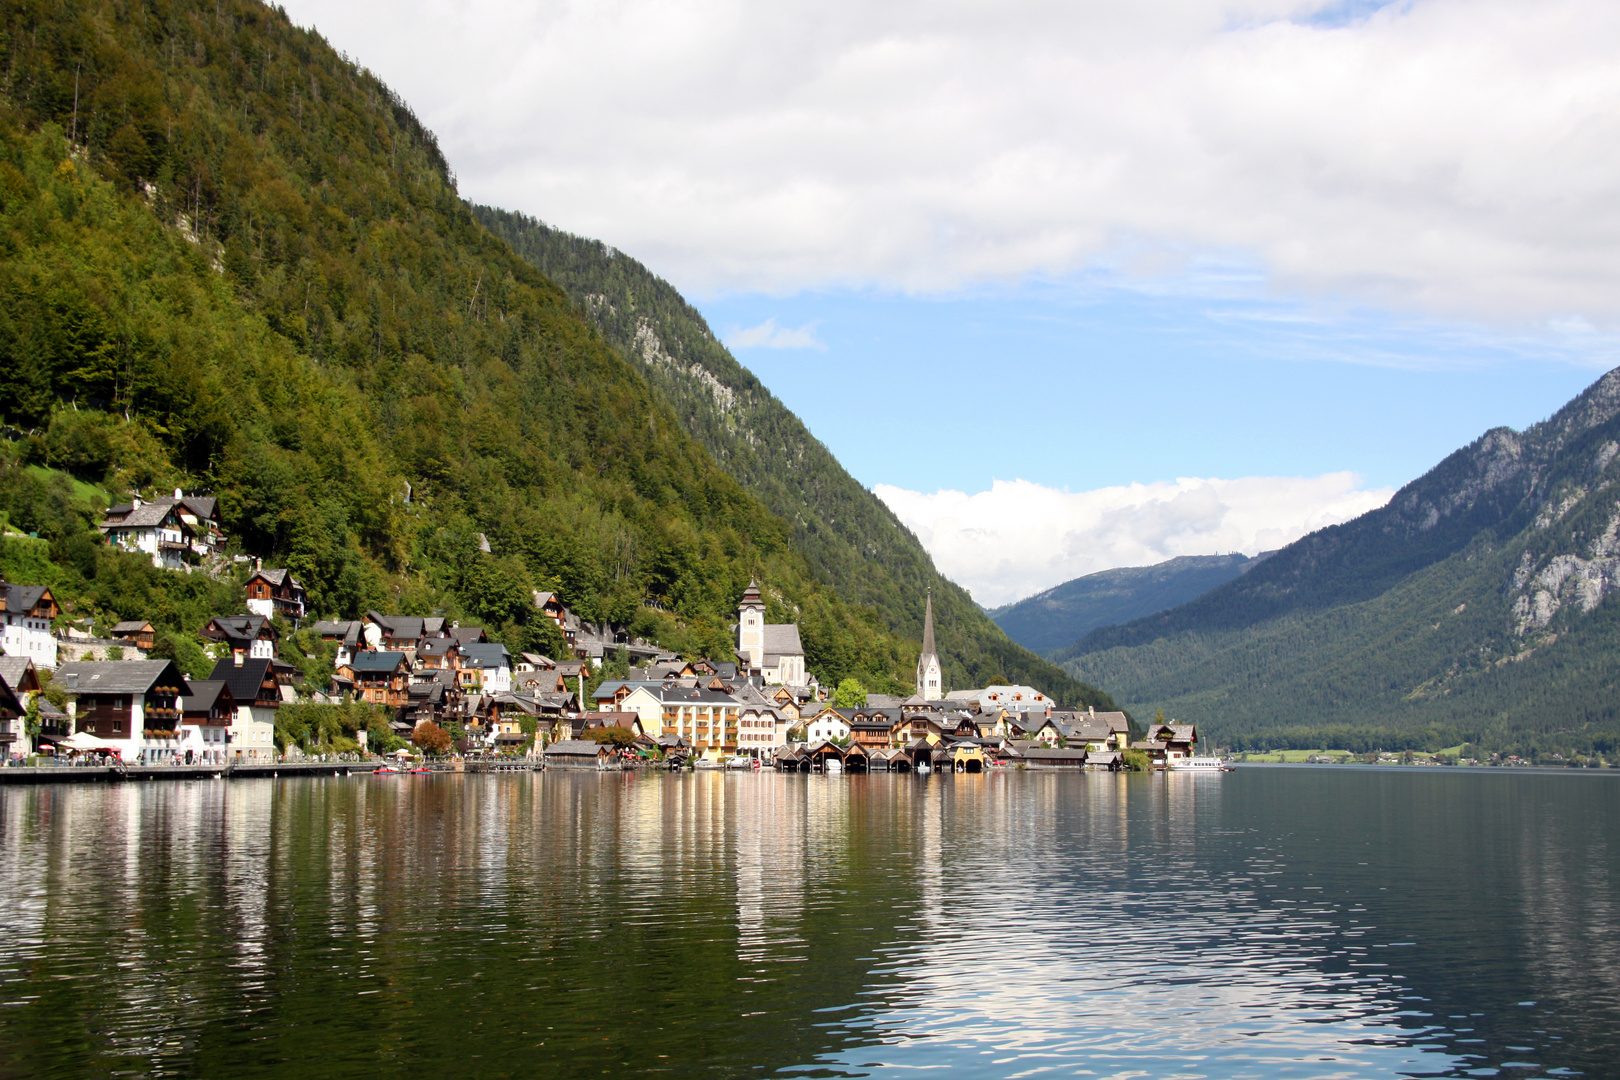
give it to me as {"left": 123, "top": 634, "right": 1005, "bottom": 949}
{"left": 341, "top": 651, "right": 413, "bottom": 710}
{"left": 109, "top": 620, "right": 157, "bottom": 651}
{"left": 245, "top": 568, "right": 308, "bottom": 622}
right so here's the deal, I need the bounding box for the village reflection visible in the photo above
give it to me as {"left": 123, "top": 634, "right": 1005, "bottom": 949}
{"left": 0, "top": 771, "right": 1618, "bottom": 1079}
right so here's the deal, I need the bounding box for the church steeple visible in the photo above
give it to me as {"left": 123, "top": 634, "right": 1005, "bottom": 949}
{"left": 917, "top": 588, "right": 942, "bottom": 701}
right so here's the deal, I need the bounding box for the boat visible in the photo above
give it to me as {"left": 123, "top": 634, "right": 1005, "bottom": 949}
{"left": 693, "top": 757, "right": 724, "bottom": 770}
{"left": 1168, "top": 756, "right": 1229, "bottom": 772}
{"left": 373, "top": 765, "right": 399, "bottom": 775}
{"left": 824, "top": 758, "right": 843, "bottom": 774}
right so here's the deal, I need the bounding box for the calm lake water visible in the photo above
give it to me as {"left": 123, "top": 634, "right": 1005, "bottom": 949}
{"left": 0, "top": 767, "right": 1616, "bottom": 1079}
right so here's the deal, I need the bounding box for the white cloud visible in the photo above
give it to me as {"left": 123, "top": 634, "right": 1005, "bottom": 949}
{"left": 726, "top": 318, "right": 825, "bottom": 350}
{"left": 874, "top": 474, "right": 1394, "bottom": 607}
{"left": 285, "top": 0, "right": 1620, "bottom": 324}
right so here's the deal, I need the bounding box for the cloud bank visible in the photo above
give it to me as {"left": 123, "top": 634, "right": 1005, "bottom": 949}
{"left": 726, "top": 318, "right": 824, "bottom": 350}
{"left": 875, "top": 474, "right": 1394, "bottom": 607}
{"left": 287, "top": 0, "right": 1620, "bottom": 323}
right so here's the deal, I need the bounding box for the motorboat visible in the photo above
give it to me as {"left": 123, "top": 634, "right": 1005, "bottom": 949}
{"left": 1168, "top": 756, "right": 1229, "bottom": 772}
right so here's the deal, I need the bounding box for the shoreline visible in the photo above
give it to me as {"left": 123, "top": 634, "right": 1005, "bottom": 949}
{"left": 0, "top": 761, "right": 386, "bottom": 784}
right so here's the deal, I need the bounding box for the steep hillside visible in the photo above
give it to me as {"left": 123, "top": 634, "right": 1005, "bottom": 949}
{"left": 474, "top": 206, "right": 1109, "bottom": 705}
{"left": 1061, "top": 368, "right": 1620, "bottom": 758}
{"left": 0, "top": 0, "right": 967, "bottom": 693}
{"left": 990, "top": 553, "right": 1265, "bottom": 655}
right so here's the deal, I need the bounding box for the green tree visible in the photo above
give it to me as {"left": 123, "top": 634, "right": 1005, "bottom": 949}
{"left": 833, "top": 678, "right": 867, "bottom": 708}
{"left": 585, "top": 725, "right": 637, "bottom": 749}
{"left": 1121, "top": 748, "right": 1150, "bottom": 771}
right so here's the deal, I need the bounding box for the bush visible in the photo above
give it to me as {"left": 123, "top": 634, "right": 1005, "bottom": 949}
{"left": 1121, "top": 748, "right": 1150, "bottom": 771}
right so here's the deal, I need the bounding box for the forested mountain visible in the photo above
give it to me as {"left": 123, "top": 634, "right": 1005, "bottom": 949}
{"left": 1061, "top": 368, "right": 1620, "bottom": 758}
{"left": 474, "top": 207, "right": 1104, "bottom": 704}
{"left": 0, "top": 0, "right": 1112, "bottom": 706}
{"left": 990, "top": 553, "right": 1266, "bottom": 655}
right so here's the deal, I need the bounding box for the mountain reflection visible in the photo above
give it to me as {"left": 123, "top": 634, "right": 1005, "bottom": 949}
{"left": 0, "top": 769, "right": 1616, "bottom": 1079}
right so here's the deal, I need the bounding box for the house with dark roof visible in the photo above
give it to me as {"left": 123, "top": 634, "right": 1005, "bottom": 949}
{"left": 201, "top": 615, "right": 279, "bottom": 661}
{"left": 311, "top": 619, "right": 366, "bottom": 667}
{"left": 459, "top": 643, "right": 512, "bottom": 693}
{"left": 56, "top": 659, "right": 189, "bottom": 762}
{"left": 206, "top": 655, "right": 284, "bottom": 761}
{"left": 97, "top": 491, "right": 223, "bottom": 569}
{"left": 179, "top": 680, "right": 236, "bottom": 763}
{"left": 1, "top": 574, "right": 58, "bottom": 667}
{"left": 245, "top": 568, "right": 308, "bottom": 623}
{"left": 339, "top": 652, "right": 412, "bottom": 711}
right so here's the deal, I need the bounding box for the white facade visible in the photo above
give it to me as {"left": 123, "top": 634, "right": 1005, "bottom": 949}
{"left": 736, "top": 708, "right": 786, "bottom": 754}
{"left": 1, "top": 613, "right": 55, "bottom": 668}
{"left": 804, "top": 710, "right": 850, "bottom": 744}
{"left": 245, "top": 597, "right": 273, "bottom": 618}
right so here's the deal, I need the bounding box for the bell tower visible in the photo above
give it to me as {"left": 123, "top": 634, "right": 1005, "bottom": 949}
{"left": 738, "top": 581, "right": 766, "bottom": 669}
{"left": 917, "top": 589, "right": 943, "bottom": 700}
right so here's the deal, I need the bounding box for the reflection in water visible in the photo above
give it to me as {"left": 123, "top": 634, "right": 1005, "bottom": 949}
{"left": 0, "top": 769, "right": 1616, "bottom": 1078}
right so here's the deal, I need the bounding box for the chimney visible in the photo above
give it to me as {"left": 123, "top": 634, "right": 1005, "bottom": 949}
{"left": 233, "top": 649, "right": 244, "bottom": 667}
{"left": 174, "top": 488, "right": 183, "bottom": 500}
{"left": 131, "top": 496, "right": 143, "bottom": 509}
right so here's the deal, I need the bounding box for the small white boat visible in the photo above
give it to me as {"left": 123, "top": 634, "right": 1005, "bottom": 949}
{"left": 1168, "top": 756, "right": 1228, "bottom": 772}
{"left": 824, "top": 758, "right": 844, "bottom": 774}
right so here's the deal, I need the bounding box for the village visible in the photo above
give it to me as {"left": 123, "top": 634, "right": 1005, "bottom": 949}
{"left": 0, "top": 492, "right": 1201, "bottom": 775}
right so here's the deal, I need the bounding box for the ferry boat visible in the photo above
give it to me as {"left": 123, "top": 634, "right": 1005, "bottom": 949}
{"left": 1168, "top": 756, "right": 1229, "bottom": 772}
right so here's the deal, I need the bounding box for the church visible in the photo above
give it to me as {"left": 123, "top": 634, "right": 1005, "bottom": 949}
{"left": 736, "top": 583, "right": 811, "bottom": 688}
{"left": 737, "top": 582, "right": 944, "bottom": 701}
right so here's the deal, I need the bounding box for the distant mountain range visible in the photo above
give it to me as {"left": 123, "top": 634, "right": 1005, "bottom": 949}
{"left": 1058, "top": 367, "right": 1620, "bottom": 759}
{"left": 989, "top": 553, "right": 1271, "bottom": 655}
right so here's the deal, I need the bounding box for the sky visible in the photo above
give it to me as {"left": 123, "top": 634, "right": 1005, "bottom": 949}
{"left": 282, "top": 0, "right": 1619, "bottom": 606}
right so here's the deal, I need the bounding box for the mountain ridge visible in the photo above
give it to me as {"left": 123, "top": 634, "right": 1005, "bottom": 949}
{"left": 990, "top": 552, "right": 1269, "bottom": 656}
{"left": 1059, "top": 367, "right": 1620, "bottom": 757}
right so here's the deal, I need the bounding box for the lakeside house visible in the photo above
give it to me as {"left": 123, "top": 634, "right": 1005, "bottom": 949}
{"left": 55, "top": 659, "right": 189, "bottom": 763}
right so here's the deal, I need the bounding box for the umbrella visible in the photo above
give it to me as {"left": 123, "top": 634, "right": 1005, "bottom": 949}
{"left": 392, "top": 747, "right": 414, "bottom": 757}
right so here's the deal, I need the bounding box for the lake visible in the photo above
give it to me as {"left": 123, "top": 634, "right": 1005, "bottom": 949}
{"left": 0, "top": 767, "right": 1615, "bottom": 1079}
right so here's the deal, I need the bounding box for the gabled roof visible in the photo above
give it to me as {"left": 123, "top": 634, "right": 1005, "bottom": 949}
{"left": 182, "top": 680, "right": 233, "bottom": 713}
{"left": 100, "top": 501, "right": 182, "bottom": 529}
{"left": 544, "top": 739, "right": 605, "bottom": 756}
{"left": 201, "top": 614, "right": 275, "bottom": 644}
{"left": 3, "top": 584, "right": 52, "bottom": 615}
{"left": 449, "top": 626, "right": 487, "bottom": 645}
{"left": 461, "top": 643, "right": 511, "bottom": 668}
{"left": 417, "top": 637, "right": 459, "bottom": 658}
{"left": 249, "top": 568, "right": 296, "bottom": 587}
{"left": 348, "top": 651, "right": 411, "bottom": 672}
{"left": 110, "top": 620, "right": 153, "bottom": 634}
{"left": 206, "top": 657, "right": 278, "bottom": 704}
{"left": 57, "top": 660, "right": 186, "bottom": 695}
{"left": 761, "top": 624, "right": 802, "bottom": 656}
{"left": 0, "top": 657, "right": 39, "bottom": 694}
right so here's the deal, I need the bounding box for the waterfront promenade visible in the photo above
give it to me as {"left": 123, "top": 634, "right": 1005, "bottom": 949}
{"left": 0, "top": 760, "right": 386, "bottom": 784}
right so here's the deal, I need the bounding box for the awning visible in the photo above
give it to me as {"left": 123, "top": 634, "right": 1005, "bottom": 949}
{"left": 60, "top": 731, "right": 116, "bottom": 752}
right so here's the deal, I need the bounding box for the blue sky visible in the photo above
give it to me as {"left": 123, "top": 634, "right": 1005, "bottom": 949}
{"left": 697, "top": 280, "right": 1604, "bottom": 495}
{"left": 281, "top": 0, "right": 1620, "bottom": 604}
